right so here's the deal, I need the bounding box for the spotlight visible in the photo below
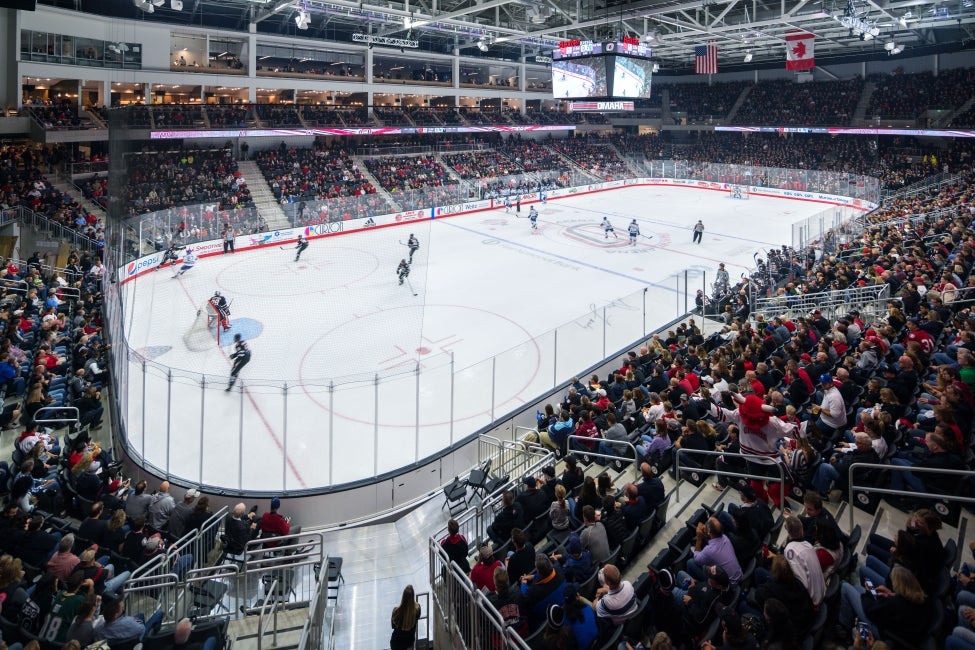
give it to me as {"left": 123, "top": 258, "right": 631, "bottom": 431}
{"left": 171, "top": 0, "right": 183, "bottom": 9}
{"left": 884, "top": 40, "right": 896, "bottom": 51}
{"left": 642, "top": 30, "right": 659, "bottom": 44}
{"left": 651, "top": 62, "right": 660, "bottom": 73}
{"left": 295, "top": 9, "right": 310, "bottom": 29}
{"left": 743, "top": 51, "right": 753, "bottom": 62}
{"left": 891, "top": 44, "right": 904, "bottom": 54}
{"left": 133, "top": 0, "right": 154, "bottom": 12}
{"left": 862, "top": 31, "right": 874, "bottom": 40}
{"left": 477, "top": 38, "right": 489, "bottom": 51}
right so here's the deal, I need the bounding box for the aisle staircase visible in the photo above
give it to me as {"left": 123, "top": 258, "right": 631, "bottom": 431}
{"left": 51, "top": 178, "right": 106, "bottom": 218}
{"left": 347, "top": 154, "right": 400, "bottom": 212}
{"left": 236, "top": 160, "right": 290, "bottom": 230}
{"left": 724, "top": 84, "right": 753, "bottom": 123}
{"left": 853, "top": 81, "right": 878, "bottom": 123}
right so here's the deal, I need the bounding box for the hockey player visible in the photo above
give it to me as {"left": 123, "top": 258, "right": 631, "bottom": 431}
{"left": 397, "top": 259, "right": 411, "bottom": 285}
{"left": 601, "top": 217, "right": 618, "bottom": 239}
{"left": 407, "top": 234, "right": 419, "bottom": 263}
{"left": 294, "top": 235, "right": 309, "bottom": 261}
{"left": 212, "top": 291, "right": 231, "bottom": 331}
{"left": 157, "top": 242, "right": 182, "bottom": 270}
{"left": 503, "top": 197, "right": 512, "bottom": 213}
{"left": 528, "top": 206, "right": 539, "bottom": 233}
{"left": 516, "top": 196, "right": 521, "bottom": 213}
{"left": 226, "top": 334, "right": 251, "bottom": 391}
{"left": 627, "top": 219, "right": 640, "bottom": 245}
{"left": 172, "top": 248, "right": 197, "bottom": 278}
{"left": 692, "top": 220, "right": 705, "bottom": 244}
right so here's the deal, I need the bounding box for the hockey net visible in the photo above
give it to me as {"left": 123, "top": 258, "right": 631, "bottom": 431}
{"left": 183, "top": 300, "right": 220, "bottom": 350}
{"left": 728, "top": 184, "right": 750, "bottom": 200}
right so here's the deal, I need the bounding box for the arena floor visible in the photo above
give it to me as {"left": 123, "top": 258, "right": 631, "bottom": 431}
{"left": 121, "top": 185, "right": 821, "bottom": 490}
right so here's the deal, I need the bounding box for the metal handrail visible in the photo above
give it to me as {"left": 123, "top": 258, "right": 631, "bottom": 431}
{"left": 847, "top": 461, "right": 975, "bottom": 530}
{"left": 32, "top": 406, "right": 79, "bottom": 426}
{"left": 257, "top": 579, "right": 281, "bottom": 650}
{"left": 674, "top": 448, "right": 788, "bottom": 506}
{"left": 564, "top": 434, "right": 639, "bottom": 482}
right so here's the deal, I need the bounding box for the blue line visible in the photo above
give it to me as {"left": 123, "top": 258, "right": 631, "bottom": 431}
{"left": 439, "top": 219, "right": 682, "bottom": 294}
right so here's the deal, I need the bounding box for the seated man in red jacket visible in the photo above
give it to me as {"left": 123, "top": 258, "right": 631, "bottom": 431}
{"left": 260, "top": 497, "right": 291, "bottom": 547}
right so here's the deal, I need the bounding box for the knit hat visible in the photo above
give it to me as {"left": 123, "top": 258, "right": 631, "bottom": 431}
{"left": 565, "top": 533, "right": 583, "bottom": 555}
{"left": 270, "top": 497, "right": 281, "bottom": 510}
{"left": 546, "top": 604, "right": 565, "bottom": 629}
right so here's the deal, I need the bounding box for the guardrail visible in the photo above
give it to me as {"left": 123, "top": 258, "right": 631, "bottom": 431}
{"left": 753, "top": 284, "right": 890, "bottom": 320}
{"left": 0, "top": 204, "right": 101, "bottom": 251}
{"left": 847, "top": 462, "right": 975, "bottom": 531}
{"left": 564, "top": 434, "right": 640, "bottom": 478}
{"left": 674, "top": 448, "right": 788, "bottom": 506}
{"left": 32, "top": 406, "right": 79, "bottom": 427}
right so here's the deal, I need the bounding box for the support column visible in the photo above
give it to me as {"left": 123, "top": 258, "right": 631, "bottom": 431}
{"left": 102, "top": 80, "right": 111, "bottom": 107}
{"left": 1, "top": 9, "right": 21, "bottom": 109}
{"left": 143, "top": 83, "right": 151, "bottom": 105}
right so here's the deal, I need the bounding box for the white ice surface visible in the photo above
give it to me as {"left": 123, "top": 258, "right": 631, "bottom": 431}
{"left": 121, "top": 185, "right": 817, "bottom": 490}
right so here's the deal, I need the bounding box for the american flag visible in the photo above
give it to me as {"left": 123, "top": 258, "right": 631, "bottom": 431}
{"left": 695, "top": 41, "right": 718, "bottom": 74}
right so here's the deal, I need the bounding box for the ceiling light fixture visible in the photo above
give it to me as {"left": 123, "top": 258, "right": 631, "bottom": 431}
{"left": 651, "top": 62, "right": 660, "bottom": 72}
{"left": 295, "top": 9, "right": 310, "bottom": 29}
{"left": 170, "top": 0, "right": 183, "bottom": 9}
{"left": 743, "top": 51, "right": 753, "bottom": 62}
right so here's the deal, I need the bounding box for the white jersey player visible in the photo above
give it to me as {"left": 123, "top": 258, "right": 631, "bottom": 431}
{"left": 627, "top": 220, "right": 640, "bottom": 246}
{"left": 601, "top": 217, "right": 618, "bottom": 239}
{"left": 528, "top": 206, "right": 539, "bottom": 233}
{"left": 173, "top": 248, "right": 198, "bottom": 277}
{"left": 503, "top": 197, "right": 512, "bottom": 213}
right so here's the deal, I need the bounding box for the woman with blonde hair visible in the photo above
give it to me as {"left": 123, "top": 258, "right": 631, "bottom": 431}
{"left": 390, "top": 584, "right": 421, "bottom": 649}
{"left": 838, "top": 565, "right": 931, "bottom": 645}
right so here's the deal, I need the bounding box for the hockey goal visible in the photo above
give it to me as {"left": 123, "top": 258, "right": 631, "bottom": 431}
{"left": 182, "top": 300, "right": 221, "bottom": 350}
{"left": 727, "top": 184, "right": 750, "bottom": 200}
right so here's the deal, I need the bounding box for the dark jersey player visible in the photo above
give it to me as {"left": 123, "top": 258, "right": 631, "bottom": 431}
{"left": 397, "top": 259, "right": 411, "bottom": 285}
{"left": 226, "top": 334, "right": 252, "bottom": 391}
{"left": 407, "top": 234, "right": 419, "bottom": 262}
{"left": 294, "top": 235, "right": 309, "bottom": 261}
{"left": 212, "top": 291, "right": 231, "bottom": 331}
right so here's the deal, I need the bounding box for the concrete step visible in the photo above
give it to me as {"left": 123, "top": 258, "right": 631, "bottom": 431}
{"left": 236, "top": 160, "right": 290, "bottom": 230}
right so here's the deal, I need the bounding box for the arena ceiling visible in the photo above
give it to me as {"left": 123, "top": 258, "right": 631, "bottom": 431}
{"left": 45, "top": 0, "right": 975, "bottom": 71}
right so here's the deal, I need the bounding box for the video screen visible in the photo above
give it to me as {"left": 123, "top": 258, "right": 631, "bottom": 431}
{"left": 552, "top": 57, "right": 607, "bottom": 98}
{"left": 611, "top": 56, "right": 653, "bottom": 99}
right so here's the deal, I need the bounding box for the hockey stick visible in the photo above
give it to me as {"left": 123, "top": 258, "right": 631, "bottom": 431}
{"left": 640, "top": 235, "right": 654, "bottom": 240}
{"left": 405, "top": 277, "right": 418, "bottom": 297}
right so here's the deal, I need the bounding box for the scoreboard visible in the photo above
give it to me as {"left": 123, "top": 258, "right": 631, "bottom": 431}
{"left": 551, "top": 38, "right": 654, "bottom": 101}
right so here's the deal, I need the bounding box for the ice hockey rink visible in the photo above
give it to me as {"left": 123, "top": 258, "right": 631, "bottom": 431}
{"left": 120, "top": 185, "right": 828, "bottom": 491}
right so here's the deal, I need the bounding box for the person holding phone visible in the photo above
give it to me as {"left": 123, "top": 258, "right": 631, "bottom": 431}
{"left": 836, "top": 566, "right": 933, "bottom": 646}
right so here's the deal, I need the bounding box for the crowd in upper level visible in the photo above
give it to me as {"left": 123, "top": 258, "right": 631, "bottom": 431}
{"left": 866, "top": 68, "right": 975, "bottom": 120}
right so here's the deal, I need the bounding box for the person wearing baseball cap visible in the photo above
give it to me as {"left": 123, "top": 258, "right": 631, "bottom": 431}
{"left": 260, "top": 496, "right": 291, "bottom": 547}
{"left": 812, "top": 373, "right": 846, "bottom": 439}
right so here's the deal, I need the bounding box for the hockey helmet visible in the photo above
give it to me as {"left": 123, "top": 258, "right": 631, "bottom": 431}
{"left": 214, "top": 291, "right": 221, "bottom": 297}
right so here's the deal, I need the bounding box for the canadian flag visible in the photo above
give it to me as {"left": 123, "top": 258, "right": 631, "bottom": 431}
{"left": 785, "top": 32, "right": 815, "bottom": 70}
